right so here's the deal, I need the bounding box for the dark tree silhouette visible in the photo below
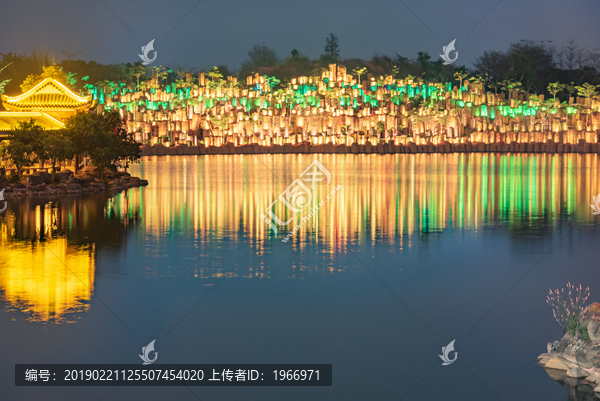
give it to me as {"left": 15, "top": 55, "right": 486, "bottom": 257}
{"left": 324, "top": 33, "right": 340, "bottom": 58}
{"left": 241, "top": 44, "right": 280, "bottom": 71}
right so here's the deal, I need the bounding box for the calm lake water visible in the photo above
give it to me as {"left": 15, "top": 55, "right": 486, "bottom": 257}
{"left": 1, "top": 154, "right": 600, "bottom": 401}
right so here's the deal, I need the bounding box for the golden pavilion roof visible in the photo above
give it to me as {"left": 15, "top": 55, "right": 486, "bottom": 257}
{"left": 1, "top": 78, "right": 92, "bottom": 113}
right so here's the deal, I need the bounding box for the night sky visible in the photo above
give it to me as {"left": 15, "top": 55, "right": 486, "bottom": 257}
{"left": 0, "top": 0, "right": 599, "bottom": 71}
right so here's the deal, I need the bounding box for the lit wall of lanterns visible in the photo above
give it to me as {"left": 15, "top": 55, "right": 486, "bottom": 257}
{"left": 87, "top": 65, "right": 600, "bottom": 147}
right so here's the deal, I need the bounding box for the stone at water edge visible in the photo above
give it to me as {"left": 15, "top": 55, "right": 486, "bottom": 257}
{"left": 538, "top": 353, "right": 556, "bottom": 360}
{"left": 545, "top": 357, "right": 570, "bottom": 371}
{"left": 545, "top": 367, "right": 568, "bottom": 381}
{"left": 27, "top": 173, "right": 46, "bottom": 186}
{"left": 586, "top": 371, "right": 600, "bottom": 384}
{"left": 57, "top": 170, "right": 73, "bottom": 182}
{"left": 548, "top": 341, "right": 559, "bottom": 353}
{"left": 564, "top": 340, "right": 597, "bottom": 368}
{"left": 588, "top": 321, "right": 600, "bottom": 343}
{"left": 587, "top": 303, "right": 600, "bottom": 314}
{"left": 567, "top": 367, "right": 590, "bottom": 379}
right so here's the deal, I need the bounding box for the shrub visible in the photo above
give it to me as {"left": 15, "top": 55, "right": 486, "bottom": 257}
{"left": 547, "top": 282, "right": 590, "bottom": 338}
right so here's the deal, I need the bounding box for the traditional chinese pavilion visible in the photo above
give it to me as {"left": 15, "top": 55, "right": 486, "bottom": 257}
{"left": 0, "top": 77, "right": 93, "bottom": 135}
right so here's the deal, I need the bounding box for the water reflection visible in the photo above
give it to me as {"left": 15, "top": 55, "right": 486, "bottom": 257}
{"left": 0, "top": 153, "right": 598, "bottom": 322}
{"left": 0, "top": 195, "right": 140, "bottom": 322}
{"left": 129, "top": 153, "right": 598, "bottom": 248}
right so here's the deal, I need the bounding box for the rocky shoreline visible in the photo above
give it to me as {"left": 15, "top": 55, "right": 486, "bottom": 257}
{"left": 0, "top": 168, "right": 148, "bottom": 199}
{"left": 539, "top": 302, "right": 600, "bottom": 399}
{"left": 141, "top": 138, "right": 600, "bottom": 156}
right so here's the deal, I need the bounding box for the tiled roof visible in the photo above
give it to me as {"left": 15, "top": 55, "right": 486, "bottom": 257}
{"left": 1, "top": 78, "right": 92, "bottom": 111}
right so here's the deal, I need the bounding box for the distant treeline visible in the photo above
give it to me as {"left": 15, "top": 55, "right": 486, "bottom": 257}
{"left": 0, "top": 39, "right": 599, "bottom": 101}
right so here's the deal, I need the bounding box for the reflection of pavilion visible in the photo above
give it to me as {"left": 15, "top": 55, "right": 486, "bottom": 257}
{"left": 0, "top": 199, "right": 98, "bottom": 322}
{"left": 0, "top": 77, "right": 92, "bottom": 135}
{"left": 0, "top": 237, "right": 95, "bottom": 322}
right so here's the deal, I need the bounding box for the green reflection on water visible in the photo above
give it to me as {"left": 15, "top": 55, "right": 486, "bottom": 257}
{"left": 0, "top": 153, "right": 598, "bottom": 322}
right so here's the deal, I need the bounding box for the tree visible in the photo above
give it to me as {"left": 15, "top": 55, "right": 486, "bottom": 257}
{"left": 547, "top": 82, "right": 565, "bottom": 101}
{"left": 506, "top": 40, "right": 554, "bottom": 93}
{"left": 207, "top": 66, "right": 225, "bottom": 90}
{"left": 575, "top": 82, "right": 599, "bottom": 99}
{"left": 454, "top": 71, "right": 469, "bottom": 88}
{"left": 352, "top": 67, "right": 368, "bottom": 85}
{"left": 0, "top": 63, "right": 12, "bottom": 95}
{"left": 149, "top": 65, "right": 168, "bottom": 87}
{"left": 59, "top": 44, "right": 85, "bottom": 61}
{"left": 500, "top": 79, "right": 522, "bottom": 99}
{"left": 319, "top": 54, "right": 339, "bottom": 65}
{"left": 207, "top": 66, "right": 223, "bottom": 82}
{"left": 324, "top": 33, "right": 340, "bottom": 58}
{"left": 1, "top": 120, "right": 40, "bottom": 180}
{"left": 106, "top": 111, "right": 141, "bottom": 171}
{"left": 216, "top": 65, "right": 231, "bottom": 79}
{"left": 44, "top": 131, "right": 75, "bottom": 174}
{"left": 473, "top": 50, "right": 510, "bottom": 88}
{"left": 64, "top": 110, "right": 141, "bottom": 179}
{"left": 20, "top": 64, "right": 71, "bottom": 92}
{"left": 130, "top": 63, "right": 147, "bottom": 89}
{"left": 287, "top": 49, "right": 310, "bottom": 64}
{"left": 241, "top": 44, "right": 279, "bottom": 71}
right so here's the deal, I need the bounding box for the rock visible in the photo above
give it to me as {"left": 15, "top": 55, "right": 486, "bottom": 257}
{"left": 595, "top": 384, "right": 600, "bottom": 393}
{"left": 588, "top": 303, "right": 600, "bottom": 314}
{"left": 584, "top": 303, "right": 600, "bottom": 324}
{"left": 27, "top": 173, "right": 46, "bottom": 185}
{"left": 546, "top": 357, "right": 570, "bottom": 371}
{"left": 546, "top": 367, "right": 568, "bottom": 381}
{"left": 90, "top": 182, "right": 106, "bottom": 191}
{"left": 586, "top": 371, "right": 600, "bottom": 383}
{"left": 564, "top": 340, "right": 597, "bottom": 368}
{"left": 66, "top": 183, "right": 81, "bottom": 191}
{"left": 555, "top": 334, "right": 574, "bottom": 353}
{"left": 568, "top": 367, "right": 590, "bottom": 379}
{"left": 538, "top": 352, "right": 556, "bottom": 360}
{"left": 589, "top": 321, "right": 600, "bottom": 342}
{"left": 28, "top": 184, "right": 46, "bottom": 192}
{"left": 57, "top": 169, "right": 73, "bottom": 182}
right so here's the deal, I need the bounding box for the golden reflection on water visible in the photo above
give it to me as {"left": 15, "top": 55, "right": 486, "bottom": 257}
{"left": 126, "top": 153, "right": 599, "bottom": 251}
{"left": 0, "top": 199, "right": 104, "bottom": 323}
{"left": 1, "top": 153, "right": 598, "bottom": 322}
